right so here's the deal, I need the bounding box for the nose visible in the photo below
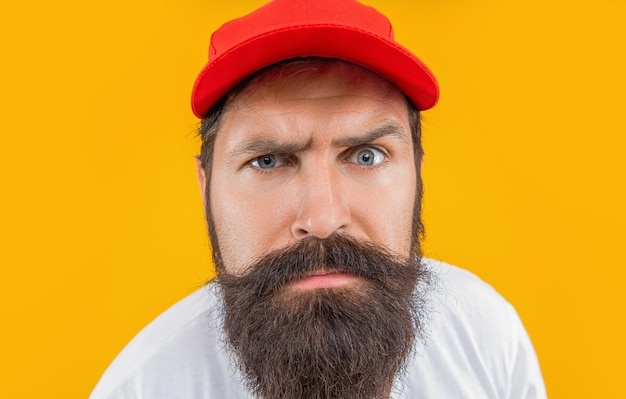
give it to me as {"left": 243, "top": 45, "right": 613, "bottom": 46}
{"left": 290, "top": 164, "right": 351, "bottom": 240}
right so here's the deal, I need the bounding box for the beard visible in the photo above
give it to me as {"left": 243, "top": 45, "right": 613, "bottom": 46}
{"left": 213, "top": 234, "right": 429, "bottom": 399}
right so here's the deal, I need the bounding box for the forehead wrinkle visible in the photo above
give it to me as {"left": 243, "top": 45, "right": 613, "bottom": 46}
{"left": 331, "top": 122, "right": 410, "bottom": 148}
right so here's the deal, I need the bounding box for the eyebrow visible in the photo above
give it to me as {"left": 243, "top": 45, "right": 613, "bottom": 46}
{"left": 331, "top": 122, "right": 409, "bottom": 148}
{"left": 233, "top": 137, "right": 313, "bottom": 157}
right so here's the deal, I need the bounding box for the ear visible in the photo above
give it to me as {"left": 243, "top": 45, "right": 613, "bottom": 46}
{"left": 195, "top": 157, "right": 207, "bottom": 213}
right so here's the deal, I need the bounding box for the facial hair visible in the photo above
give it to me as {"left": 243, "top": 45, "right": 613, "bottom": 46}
{"left": 214, "top": 234, "right": 429, "bottom": 399}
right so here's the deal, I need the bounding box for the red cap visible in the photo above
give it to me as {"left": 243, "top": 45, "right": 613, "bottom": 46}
{"left": 191, "top": 0, "right": 439, "bottom": 118}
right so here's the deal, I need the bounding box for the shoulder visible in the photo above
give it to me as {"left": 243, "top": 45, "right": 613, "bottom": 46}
{"left": 397, "top": 259, "right": 546, "bottom": 398}
{"left": 89, "top": 285, "right": 248, "bottom": 399}
{"left": 421, "top": 258, "right": 524, "bottom": 365}
{"left": 425, "top": 258, "right": 519, "bottom": 330}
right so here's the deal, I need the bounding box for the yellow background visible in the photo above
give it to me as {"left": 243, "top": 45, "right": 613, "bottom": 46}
{"left": 1, "top": 0, "right": 624, "bottom": 397}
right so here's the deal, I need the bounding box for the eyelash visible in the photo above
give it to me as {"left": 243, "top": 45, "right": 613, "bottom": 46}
{"left": 248, "top": 153, "right": 294, "bottom": 174}
{"left": 345, "top": 145, "right": 388, "bottom": 169}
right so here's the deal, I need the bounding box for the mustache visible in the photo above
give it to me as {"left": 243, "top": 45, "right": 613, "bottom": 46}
{"left": 216, "top": 234, "right": 421, "bottom": 298}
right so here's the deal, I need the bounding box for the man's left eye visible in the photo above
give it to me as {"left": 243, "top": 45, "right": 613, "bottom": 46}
{"left": 350, "top": 147, "right": 385, "bottom": 166}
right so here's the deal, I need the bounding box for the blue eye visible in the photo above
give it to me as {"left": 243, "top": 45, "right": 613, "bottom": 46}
{"left": 252, "top": 155, "right": 277, "bottom": 169}
{"left": 354, "top": 148, "right": 384, "bottom": 166}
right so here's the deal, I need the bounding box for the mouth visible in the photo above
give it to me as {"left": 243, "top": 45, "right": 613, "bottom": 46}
{"left": 287, "top": 269, "right": 359, "bottom": 290}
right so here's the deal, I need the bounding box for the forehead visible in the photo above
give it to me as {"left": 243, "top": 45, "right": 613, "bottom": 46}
{"left": 226, "top": 59, "right": 408, "bottom": 115}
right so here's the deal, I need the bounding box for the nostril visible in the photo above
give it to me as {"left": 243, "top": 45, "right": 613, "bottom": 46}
{"left": 294, "top": 227, "right": 311, "bottom": 239}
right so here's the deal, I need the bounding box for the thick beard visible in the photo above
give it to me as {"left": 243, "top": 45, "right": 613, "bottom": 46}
{"left": 214, "top": 234, "right": 428, "bottom": 399}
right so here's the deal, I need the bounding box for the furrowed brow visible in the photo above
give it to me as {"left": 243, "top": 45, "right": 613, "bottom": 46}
{"left": 232, "top": 138, "right": 312, "bottom": 157}
{"left": 331, "top": 123, "right": 409, "bottom": 148}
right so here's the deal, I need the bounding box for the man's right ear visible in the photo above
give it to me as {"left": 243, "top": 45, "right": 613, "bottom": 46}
{"left": 195, "top": 157, "right": 207, "bottom": 212}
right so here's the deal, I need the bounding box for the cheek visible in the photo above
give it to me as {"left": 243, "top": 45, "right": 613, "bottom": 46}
{"left": 351, "top": 166, "right": 417, "bottom": 254}
{"left": 211, "top": 187, "right": 256, "bottom": 272}
{"left": 210, "top": 178, "right": 296, "bottom": 272}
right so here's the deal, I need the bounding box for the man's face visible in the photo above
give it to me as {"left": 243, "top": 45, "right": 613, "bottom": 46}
{"left": 200, "top": 62, "right": 418, "bottom": 278}
{"left": 197, "top": 61, "right": 427, "bottom": 399}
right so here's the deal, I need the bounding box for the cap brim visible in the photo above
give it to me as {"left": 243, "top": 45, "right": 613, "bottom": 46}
{"left": 191, "top": 25, "right": 439, "bottom": 117}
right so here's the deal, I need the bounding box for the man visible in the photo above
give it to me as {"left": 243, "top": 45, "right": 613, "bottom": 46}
{"left": 90, "top": 0, "right": 546, "bottom": 398}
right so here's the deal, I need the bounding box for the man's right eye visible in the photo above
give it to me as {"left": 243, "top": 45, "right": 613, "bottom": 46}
{"left": 251, "top": 155, "right": 280, "bottom": 169}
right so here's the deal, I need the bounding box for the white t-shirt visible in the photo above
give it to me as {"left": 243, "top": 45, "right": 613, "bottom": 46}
{"left": 89, "top": 260, "right": 546, "bottom": 398}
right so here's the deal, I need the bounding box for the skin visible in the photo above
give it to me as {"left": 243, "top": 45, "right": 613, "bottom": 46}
{"left": 197, "top": 63, "right": 418, "bottom": 288}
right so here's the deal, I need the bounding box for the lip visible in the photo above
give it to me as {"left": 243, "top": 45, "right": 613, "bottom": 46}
{"left": 288, "top": 270, "right": 359, "bottom": 290}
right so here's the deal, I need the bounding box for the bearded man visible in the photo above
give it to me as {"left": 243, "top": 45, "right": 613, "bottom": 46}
{"left": 90, "top": 1, "right": 546, "bottom": 398}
